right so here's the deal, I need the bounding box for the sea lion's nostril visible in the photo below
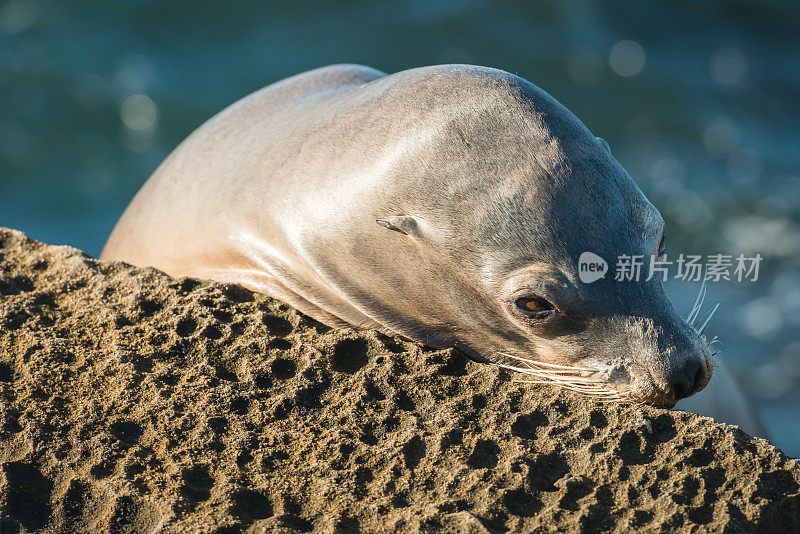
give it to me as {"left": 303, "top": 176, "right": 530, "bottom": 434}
{"left": 672, "top": 380, "right": 689, "bottom": 401}
{"left": 671, "top": 360, "right": 703, "bottom": 401}
{"left": 693, "top": 366, "right": 705, "bottom": 392}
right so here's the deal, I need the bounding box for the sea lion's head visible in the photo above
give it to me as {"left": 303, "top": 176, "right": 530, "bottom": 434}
{"left": 362, "top": 65, "right": 715, "bottom": 407}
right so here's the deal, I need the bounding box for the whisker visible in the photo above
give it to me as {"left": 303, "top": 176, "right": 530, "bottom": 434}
{"left": 686, "top": 279, "right": 707, "bottom": 325}
{"left": 522, "top": 380, "right": 620, "bottom": 396}
{"left": 529, "top": 375, "right": 605, "bottom": 385}
{"left": 496, "top": 364, "right": 606, "bottom": 384}
{"left": 496, "top": 352, "right": 591, "bottom": 372}
{"left": 501, "top": 365, "right": 592, "bottom": 375}
{"left": 500, "top": 373, "right": 604, "bottom": 387}
{"left": 495, "top": 352, "right": 634, "bottom": 403}
{"left": 514, "top": 380, "right": 602, "bottom": 390}
{"left": 552, "top": 385, "right": 608, "bottom": 395}
{"left": 512, "top": 375, "right": 609, "bottom": 392}
{"left": 697, "top": 303, "right": 719, "bottom": 336}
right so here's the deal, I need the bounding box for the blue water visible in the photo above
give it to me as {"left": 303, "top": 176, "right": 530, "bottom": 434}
{"left": 1, "top": 1, "right": 798, "bottom": 455}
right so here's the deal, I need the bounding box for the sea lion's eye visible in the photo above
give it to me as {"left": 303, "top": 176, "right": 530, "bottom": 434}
{"left": 658, "top": 232, "right": 666, "bottom": 256}
{"left": 515, "top": 297, "right": 555, "bottom": 318}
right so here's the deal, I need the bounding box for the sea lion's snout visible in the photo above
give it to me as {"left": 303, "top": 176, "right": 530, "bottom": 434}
{"left": 642, "top": 350, "right": 714, "bottom": 408}
{"left": 665, "top": 353, "right": 712, "bottom": 402}
{"left": 617, "top": 307, "right": 716, "bottom": 408}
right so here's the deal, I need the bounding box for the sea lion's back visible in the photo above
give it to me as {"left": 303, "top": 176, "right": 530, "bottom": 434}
{"left": 100, "top": 65, "right": 386, "bottom": 273}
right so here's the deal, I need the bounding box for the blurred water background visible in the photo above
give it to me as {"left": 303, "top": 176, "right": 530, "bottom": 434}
{"left": 1, "top": 0, "right": 798, "bottom": 455}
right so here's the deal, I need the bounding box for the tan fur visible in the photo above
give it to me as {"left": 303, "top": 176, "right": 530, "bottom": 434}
{"left": 102, "top": 65, "right": 765, "bottom": 435}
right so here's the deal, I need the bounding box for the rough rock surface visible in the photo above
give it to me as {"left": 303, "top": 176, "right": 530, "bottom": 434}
{"left": 0, "top": 227, "right": 798, "bottom": 533}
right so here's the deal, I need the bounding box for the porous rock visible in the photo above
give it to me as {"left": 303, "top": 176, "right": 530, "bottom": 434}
{"left": 0, "top": 228, "right": 798, "bottom": 533}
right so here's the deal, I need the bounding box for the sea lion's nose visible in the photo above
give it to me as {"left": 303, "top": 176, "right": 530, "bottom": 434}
{"left": 670, "top": 359, "right": 707, "bottom": 401}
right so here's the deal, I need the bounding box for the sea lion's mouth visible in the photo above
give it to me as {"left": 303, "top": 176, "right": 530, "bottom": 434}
{"left": 495, "top": 347, "right": 718, "bottom": 407}
{"left": 494, "top": 351, "right": 711, "bottom": 407}
{"left": 494, "top": 352, "right": 637, "bottom": 403}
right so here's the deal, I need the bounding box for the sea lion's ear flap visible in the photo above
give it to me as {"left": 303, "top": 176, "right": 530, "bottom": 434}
{"left": 376, "top": 215, "right": 421, "bottom": 237}
{"left": 595, "top": 137, "right": 611, "bottom": 153}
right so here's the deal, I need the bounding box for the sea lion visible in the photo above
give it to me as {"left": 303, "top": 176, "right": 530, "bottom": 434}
{"left": 102, "top": 64, "right": 716, "bottom": 408}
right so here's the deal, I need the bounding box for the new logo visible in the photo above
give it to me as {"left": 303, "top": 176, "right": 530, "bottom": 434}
{"left": 578, "top": 252, "right": 608, "bottom": 283}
